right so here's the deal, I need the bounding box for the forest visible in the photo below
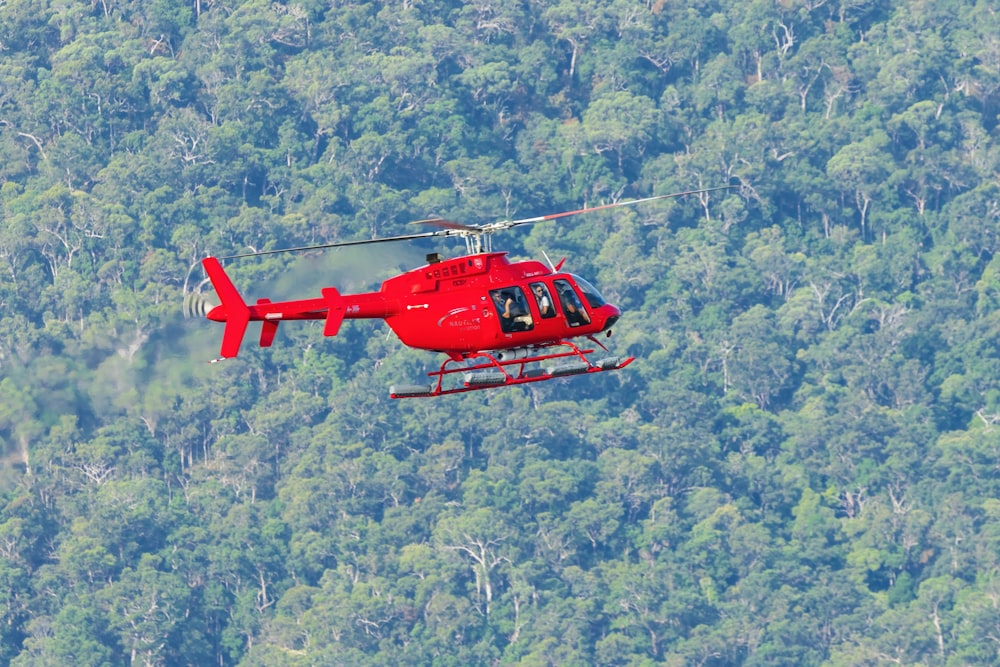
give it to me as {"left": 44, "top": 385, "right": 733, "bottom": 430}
{"left": 1, "top": 0, "right": 999, "bottom": 664}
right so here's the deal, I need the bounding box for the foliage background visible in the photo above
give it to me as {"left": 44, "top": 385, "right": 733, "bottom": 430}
{"left": 1, "top": 0, "right": 999, "bottom": 664}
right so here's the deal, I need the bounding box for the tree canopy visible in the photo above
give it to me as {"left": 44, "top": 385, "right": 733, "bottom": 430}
{"left": 1, "top": 0, "right": 999, "bottom": 664}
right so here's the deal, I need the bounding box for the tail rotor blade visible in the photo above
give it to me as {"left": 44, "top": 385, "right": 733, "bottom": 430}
{"left": 183, "top": 292, "right": 218, "bottom": 319}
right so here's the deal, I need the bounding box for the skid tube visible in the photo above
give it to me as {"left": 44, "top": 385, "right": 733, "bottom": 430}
{"left": 389, "top": 340, "right": 635, "bottom": 398}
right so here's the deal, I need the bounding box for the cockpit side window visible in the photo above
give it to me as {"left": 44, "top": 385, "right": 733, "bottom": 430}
{"left": 553, "top": 279, "right": 591, "bottom": 327}
{"left": 490, "top": 287, "right": 534, "bottom": 333}
{"left": 529, "top": 282, "right": 556, "bottom": 319}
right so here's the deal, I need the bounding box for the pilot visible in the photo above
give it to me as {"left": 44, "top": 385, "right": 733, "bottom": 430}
{"left": 561, "top": 290, "right": 590, "bottom": 326}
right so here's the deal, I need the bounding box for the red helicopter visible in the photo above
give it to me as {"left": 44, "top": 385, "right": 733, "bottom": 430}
{"left": 196, "top": 186, "right": 732, "bottom": 398}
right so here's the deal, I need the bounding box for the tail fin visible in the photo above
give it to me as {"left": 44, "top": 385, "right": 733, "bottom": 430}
{"left": 321, "top": 287, "right": 345, "bottom": 337}
{"left": 256, "top": 298, "right": 279, "bottom": 347}
{"left": 202, "top": 257, "right": 251, "bottom": 359}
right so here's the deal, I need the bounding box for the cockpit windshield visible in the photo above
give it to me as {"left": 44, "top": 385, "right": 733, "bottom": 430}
{"left": 568, "top": 274, "right": 607, "bottom": 308}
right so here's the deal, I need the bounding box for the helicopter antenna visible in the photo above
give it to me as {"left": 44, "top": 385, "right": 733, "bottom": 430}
{"left": 540, "top": 249, "right": 556, "bottom": 271}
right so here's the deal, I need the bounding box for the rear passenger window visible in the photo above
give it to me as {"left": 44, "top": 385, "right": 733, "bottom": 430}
{"left": 530, "top": 282, "right": 556, "bottom": 319}
{"left": 490, "top": 287, "right": 534, "bottom": 333}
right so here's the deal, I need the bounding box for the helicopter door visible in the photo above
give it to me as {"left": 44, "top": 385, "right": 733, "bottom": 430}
{"left": 553, "top": 279, "right": 591, "bottom": 327}
{"left": 490, "top": 287, "right": 534, "bottom": 333}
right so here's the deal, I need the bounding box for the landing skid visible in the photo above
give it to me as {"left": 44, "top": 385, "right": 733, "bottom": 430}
{"left": 389, "top": 341, "right": 635, "bottom": 398}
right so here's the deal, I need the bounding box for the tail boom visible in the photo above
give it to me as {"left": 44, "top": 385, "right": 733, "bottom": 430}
{"left": 201, "top": 257, "right": 394, "bottom": 359}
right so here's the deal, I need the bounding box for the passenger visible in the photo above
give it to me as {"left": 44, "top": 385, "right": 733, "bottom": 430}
{"left": 493, "top": 290, "right": 515, "bottom": 330}
{"left": 493, "top": 289, "right": 532, "bottom": 332}
{"left": 533, "top": 284, "right": 553, "bottom": 317}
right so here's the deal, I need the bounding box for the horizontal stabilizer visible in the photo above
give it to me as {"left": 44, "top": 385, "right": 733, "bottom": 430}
{"left": 260, "top": 320, "right": 278, "bottom": 347}
{"left": 256, "top": 298, "right": 278, "bottom": 347}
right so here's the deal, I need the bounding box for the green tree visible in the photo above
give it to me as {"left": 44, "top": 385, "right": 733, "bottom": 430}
{"left": 826, "top": 131, "right": 893, "bottom": 241}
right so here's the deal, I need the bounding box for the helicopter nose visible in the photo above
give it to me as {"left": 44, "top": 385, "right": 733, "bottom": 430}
{"left": 601, "top": 304, "right": 621, "bottom": 332}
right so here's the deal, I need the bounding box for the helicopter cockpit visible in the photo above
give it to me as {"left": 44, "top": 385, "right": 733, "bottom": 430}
{"left": 553, "top": 280, "right": 586, "bottom": 326}
{"left": 566, "top": 274, "right": 608, "bottom": 309}
{"left": 491, "top": 274, "right": 611, "bottom": 332}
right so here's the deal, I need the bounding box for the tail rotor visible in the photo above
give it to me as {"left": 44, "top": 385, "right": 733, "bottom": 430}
{"left": 183, "top": 292, "right": 218, "bottom": 319}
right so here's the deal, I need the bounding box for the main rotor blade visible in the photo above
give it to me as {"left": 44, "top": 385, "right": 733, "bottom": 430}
{"left": 215, "top": 185, "right": 736, "bottom": 260}
{"left": 216, "top": 229, "right": 453, "bottom": 260}
{"left": 408, "top": 218, "right": 482, "bottom": 232}
{"left": 503, "top": 185, "right": 737, "bottom": 229}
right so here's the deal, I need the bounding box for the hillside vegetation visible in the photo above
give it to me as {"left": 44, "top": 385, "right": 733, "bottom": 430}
{"left": 1, "top": 0, "right": 999, "bottom": 664}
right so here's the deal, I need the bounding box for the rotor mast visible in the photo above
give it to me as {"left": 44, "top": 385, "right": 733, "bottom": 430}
{"left": 461, "top": 229, "right": 491, "bottom": 254}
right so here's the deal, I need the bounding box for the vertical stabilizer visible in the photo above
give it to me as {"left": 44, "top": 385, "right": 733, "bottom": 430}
{"left": 321, "top": 287, "right": 345, "bottom": 336}
{"left": 202, "top": 257, "right": 251, "bottom": 359}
